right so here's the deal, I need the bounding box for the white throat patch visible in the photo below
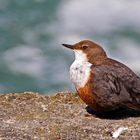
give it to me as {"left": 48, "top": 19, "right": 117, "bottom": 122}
{"left": 70, "top": 50, "right": 92, "bottom": 88}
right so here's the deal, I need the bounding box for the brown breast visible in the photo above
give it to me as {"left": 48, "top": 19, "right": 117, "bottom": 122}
{"left": 77, "top": 73, "right": 98, "bottom": 110}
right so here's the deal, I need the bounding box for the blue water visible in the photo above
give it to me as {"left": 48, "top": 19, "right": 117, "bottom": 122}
{"left": 0, "top": 0, "right": 140, "bottom": 94}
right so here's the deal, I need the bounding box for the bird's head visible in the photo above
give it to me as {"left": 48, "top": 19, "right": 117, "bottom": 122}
{"left": 62, "top": 40, "right": 107, "bottom": 65}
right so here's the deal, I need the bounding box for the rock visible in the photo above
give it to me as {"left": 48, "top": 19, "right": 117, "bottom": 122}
{"left": 0, "top": 92, "right": 140, "bottom": 140}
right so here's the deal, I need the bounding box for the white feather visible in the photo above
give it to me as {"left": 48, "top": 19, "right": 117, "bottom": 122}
{"left": 70, "top": 50, "right": 92, "bottom": 88}
{"left": 112, "top": 127, "right": 128, "bottom": 138}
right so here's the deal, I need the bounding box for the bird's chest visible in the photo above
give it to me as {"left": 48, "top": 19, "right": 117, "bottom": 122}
{"left": 70, "top": 60, "right": 92, "bottom": 88}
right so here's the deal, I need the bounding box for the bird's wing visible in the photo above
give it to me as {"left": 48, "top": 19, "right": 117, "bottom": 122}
{"left": 91, "top": 58, "right": 140, "bottom": 110}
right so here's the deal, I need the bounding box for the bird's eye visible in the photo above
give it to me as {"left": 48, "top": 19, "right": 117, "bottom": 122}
{"left": 82, "top": 45, "right": 88, "bottom": 49}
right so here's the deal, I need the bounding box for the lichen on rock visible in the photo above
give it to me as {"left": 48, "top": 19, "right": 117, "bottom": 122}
{"left": 0, "top": 92, "right": 140, "bottom": 140}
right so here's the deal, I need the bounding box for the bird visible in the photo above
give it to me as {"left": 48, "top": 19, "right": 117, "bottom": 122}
{"left": 62, "top": 40, "right": 140, "bottom": 114}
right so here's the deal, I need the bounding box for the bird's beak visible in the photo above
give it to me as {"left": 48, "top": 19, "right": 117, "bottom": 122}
{"left": 62, "top": 44, "right": 74, "bottom": 49}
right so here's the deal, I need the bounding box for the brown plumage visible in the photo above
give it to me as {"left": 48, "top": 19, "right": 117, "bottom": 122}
{"left": 62, "top": 40, "right": 140, "bottom": 113}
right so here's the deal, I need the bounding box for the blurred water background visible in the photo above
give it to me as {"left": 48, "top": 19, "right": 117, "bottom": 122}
{"left": 0, "top": 0, "right": 140, "bottom": 94}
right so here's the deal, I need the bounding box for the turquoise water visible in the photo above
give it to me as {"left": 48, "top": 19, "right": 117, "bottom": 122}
{"left": 0, "top": 0, "right": 140, "bottom": 94}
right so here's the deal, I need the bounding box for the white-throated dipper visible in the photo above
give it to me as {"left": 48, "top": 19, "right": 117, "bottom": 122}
{"left": 62, "top": 40, "right": 140, "bottom": 113}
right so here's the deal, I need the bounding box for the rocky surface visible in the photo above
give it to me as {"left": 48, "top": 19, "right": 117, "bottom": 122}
{"left": 0, "top": 92, "right": 140, "bottom": 140}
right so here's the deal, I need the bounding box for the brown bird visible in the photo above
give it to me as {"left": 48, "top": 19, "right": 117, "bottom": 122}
{"left": 62, "top": 40, "right": 140, "bottom": 113}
